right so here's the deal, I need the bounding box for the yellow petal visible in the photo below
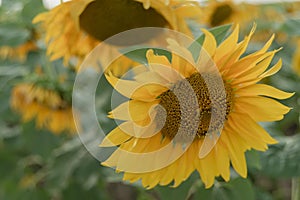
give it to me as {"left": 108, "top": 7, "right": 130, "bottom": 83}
{"left": 201, "top": 29, "right": 217, "bottom": 57}
{"left": 259, "top": 58, "right": 282, "bottom": 78}
{"left": 123, "top": 173, "right": 141, "bottom": 183}
{"left": 135, "top": 71, "right": 169, "bottom": 85}
{"left": 201, "top": 150, "right": 218, "bottom": 185}
{"left": 99, "top": 126, "right": 132, "bottom": 147}
{"left": 159, "top": 165, "right": 176, "bottom": 185}
{"left": 232, "top": 59, "right": 282, "bottom": 88}
{"left": 234, "top": 96, "right": 291, "bottom": 122}
{"left": 227, "top": 112, "right": 278, "bottom": 146}
{"left": 222, "top": 25, "right": 256, "bottom": 71}
{"left": 214, "top": 142, "right": 230, "bottom": 181}
{"left": 167, "top": 39, "right": 196, "bottom": 77}
{"left": 236, "top": 84, "right": 294, "bottom": 99}
{"left": 109, "top": 100, "right": 159, "bottom": 121}
{"left": 256, "top": 34, "right": 275, "bottom": 54}
{"left": 215, "top": 25, "right": 239, "bottom": 64}
{"left": 227, "top": 51, "right": 273, "bottom": 79}
{"left": 195, "top": 141, "right": 215, "bottom": 188}
{"left": 146, "top": 50, "right": 183, "bottom": 83}
{"left": 221, "top": 131, "right": 247, "bottom": 178}
{"left": 105, "top": 71, "right": 168, "bottom": 101}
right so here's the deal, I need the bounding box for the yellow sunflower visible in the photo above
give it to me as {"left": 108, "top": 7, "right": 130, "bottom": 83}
{"left": 32, "top": 0, "right": 99, "bottom": 67}
{"left": 11, "top": 83, "right": 76, "bottom": 134}
{"left": 201, "top": 0, "right": 257, "bottom": 28}
{"left": 33, "top": 0, "right": 201, "bottom": 71}
{"left": 100, "top": 25, "right": 293, "bottom": 189}
{"left": 0, "top": 40, "right": 37, "bottom": 62}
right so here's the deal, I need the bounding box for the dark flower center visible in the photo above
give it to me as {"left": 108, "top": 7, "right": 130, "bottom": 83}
{"left": 156, "top": 73, "right": 233, "bottom": 143}
{"left": 210, "top": 4, "right": 233, "bottom": 27}
{"left": 79, "top": 0, "right": 168, "bottom": 45}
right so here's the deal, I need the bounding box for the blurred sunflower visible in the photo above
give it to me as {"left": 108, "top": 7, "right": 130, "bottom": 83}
{"left": 251, "top": 6, "right": 287, "bottom": 43}
{"left": 11, "top": 83, "right": 76, "bottom": 134}
{"left": 100, "top": 25, "right": 293, "bottom": 188}
{"left": 33, "top": 0, "right": 201, "bottom": 72}
{"left": 0, "top": 40, "right": 37, "bottom": 62}
{"left": 284, "top": 1, "right": 300, "bottom": 15}
{"left": 292, "top": 39, "right": 300, "bottom": 76}
{"left": 201, "top": 0, "right": 257, "bottom": 28}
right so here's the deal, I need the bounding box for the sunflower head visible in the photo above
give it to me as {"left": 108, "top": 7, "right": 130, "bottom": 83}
{"left": 11, "top": 83, "right": 76, "bottom": 134}
{"left": 33, "top": 0, "right": 100, "bottom": 66}
{"left": 0, "top": 41, "right": 37, "bottom": 62}
{"left": 100, "top": 25, "right": 293, "bottom": 189}
{"left": 33, "top": 0, "right": 201, "bottom": 66}
{"left": 78, "top": 0, "right": 168, "bottom": 45}
{"left": 202, "top": 0, "right": 257, "bottom": 28}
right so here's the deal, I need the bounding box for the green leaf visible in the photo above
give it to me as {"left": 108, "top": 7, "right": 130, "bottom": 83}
{"left": 45, "top": 147, "right": 87, "bottom": 194}
{"left": 246, "top": 150, "right": 262, "bottom": 171}
{"left": 188, "top": 24, "right": 232, "bottom": 61}
{"left": 0, "top": 23, "right": 31, "bottom": 47}
{"left": 260, "top": 135, "right": 300, "bottom": 178}
{"left": 21, "top": 0, "right": 45, "bottom": 23}
{"left": 280, "top": 19, "right": 300, "bottom": 36}
{"left": 121, "top": 46, "right": 172, "bottom": 64}
{"left": 190, "top": 177, "right": 255, "bottom": 200}
{"left": 155, "top": 172, "right": 198, "bottom": 200}
{"left": 221, "top": 178, "right": 255, "bottom": 200}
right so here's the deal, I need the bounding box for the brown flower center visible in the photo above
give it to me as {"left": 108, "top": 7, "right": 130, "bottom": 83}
{"left": 210, "top": 4, "right": 233, "bottom": 27}
{"left": 156, "top": 73, "right": 233, "bottom": 143}
{"left": 79, "top": 0, "right": 168, "bottom": 45}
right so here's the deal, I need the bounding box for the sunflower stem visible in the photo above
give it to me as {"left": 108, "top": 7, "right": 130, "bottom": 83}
{"left": 292, "top": 178, "right": 300, "bottom": 200}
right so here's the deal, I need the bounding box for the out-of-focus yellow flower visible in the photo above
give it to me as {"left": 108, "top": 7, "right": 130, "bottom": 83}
{"left": 33, "top": 0, "right": 201, "bottom": 73}
{"left": 284, "top": 1, "right": 300, "bottom": 15}
{"left": 292, "top": 39, "right": 300, "bottom": 76}
{"left": 33, "top": 0, "right": 99, "bottom": 67}
{"left": 0, "top": 41, "right": 37, "bottom": 62}
{"left": 11, "top": 83, "right": 76, "bottom": 134}
{"left": 251, "top": 6, "right": 287, "bottom": 43}
{"left": 100, "top": 25, "right": 293, "bottom": 189}
{"left": 200, "top": 0, "right": 257, "bottom": 28}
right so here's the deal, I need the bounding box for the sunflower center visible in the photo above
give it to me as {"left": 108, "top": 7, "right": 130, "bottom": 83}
{"left": 156, "top": 73, "right": 233, "bottom": 143}
{"left": 79, "top": 0, "right": 168, "bottom": 45}
{"left": 210, "top": 4, "right": 233, "bottom": 27}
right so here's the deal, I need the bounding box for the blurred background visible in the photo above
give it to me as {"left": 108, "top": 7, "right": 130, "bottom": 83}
{"left": 1, "top": 0, "right": 300, "bottom": 199}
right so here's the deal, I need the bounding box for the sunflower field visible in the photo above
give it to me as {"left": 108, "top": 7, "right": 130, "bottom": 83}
{"left": 1, "top": 0, "right": 300, "bottom": 199}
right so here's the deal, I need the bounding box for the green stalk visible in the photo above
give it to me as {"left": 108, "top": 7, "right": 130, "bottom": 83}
{"left": 292, "top": 178, "right": 300, "bottom": 200}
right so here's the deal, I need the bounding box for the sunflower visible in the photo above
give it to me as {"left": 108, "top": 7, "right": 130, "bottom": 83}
{"left": 33, "top": 0, "right": 201, "bottom": 72}
{"left": 0, "top": 40, "right": 37, "bottom": 62}
{"left": 32, "top": 0, "right": 99, "bottom": 67}
{"left": 100, "top": 25, "right": 293, "bottom": 189}
{"left": 284, "top": 1, "right": 300, "bottom": 15}
{"left": 11, "top": 83, "right": 76, "bottom": 134}
{"left": 292, "top": 39, "right": 300, "bottom": 76}
{"left": 201, "top": 0, "right": 257, "bottom": 28}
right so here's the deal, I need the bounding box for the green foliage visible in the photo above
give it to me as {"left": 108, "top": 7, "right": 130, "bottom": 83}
{"left": 280, "top": 19, "right": 300, "bottom": 36}
{"left": 0, "top": 0, "right": 300, "bottom": 199}
{"left": 0, "top": 23, "right": 31, "bottom": 47}
{"left": 187, "top": 177, "right": 255, "bottom": 200}
{"left": 259, "top": 135, "right": 300, "bottom": 178}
